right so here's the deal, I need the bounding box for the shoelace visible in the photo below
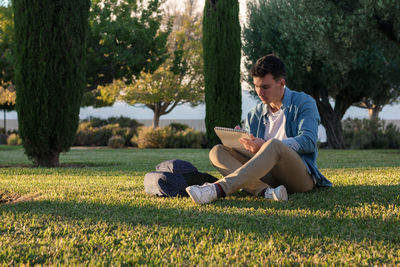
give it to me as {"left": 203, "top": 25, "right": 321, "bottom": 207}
{"left": 265, "top": 188, "right": 277, "bottom": 200}
{"left": 199, "top": 183, "right": 216, "bottom": 200}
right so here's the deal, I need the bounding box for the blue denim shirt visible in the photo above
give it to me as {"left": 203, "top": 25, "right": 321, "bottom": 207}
{"left": 243, "top": 87, "right": 332, "bottom": 187}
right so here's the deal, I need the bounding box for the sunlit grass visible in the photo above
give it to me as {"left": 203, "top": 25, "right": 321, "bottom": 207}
{"left": 0, "top": 146, "right": 399, "bottom": 265}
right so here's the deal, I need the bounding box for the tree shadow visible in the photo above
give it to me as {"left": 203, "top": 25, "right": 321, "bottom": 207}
{"left": 216, "top": 184, "right": 400, "bottom": 210}
{"left": 0, "top": 162, "right": 123, "bottom": 169}
{"left": 1, "top": 184, "right": 399, "bottom": 245}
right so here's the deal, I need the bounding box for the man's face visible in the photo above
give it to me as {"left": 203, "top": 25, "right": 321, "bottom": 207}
{"left": 253, "top": 74, "right": 285, "bottom": 105}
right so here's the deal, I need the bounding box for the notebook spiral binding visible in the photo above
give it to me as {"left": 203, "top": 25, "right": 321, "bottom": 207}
{"left": 214, "top": 126, "right": 247, "bottom": 134}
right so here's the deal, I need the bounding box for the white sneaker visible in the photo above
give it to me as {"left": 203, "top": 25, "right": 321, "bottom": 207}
{"left": 264, "top": 185, "right": 288, "bottom": 201}
{"left": 186, "top": 183, "right": 218, "bottom": 205}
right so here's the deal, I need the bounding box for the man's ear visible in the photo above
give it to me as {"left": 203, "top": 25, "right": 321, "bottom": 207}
{"left": 280, "top": 78, "right": 286, "bottom": 87}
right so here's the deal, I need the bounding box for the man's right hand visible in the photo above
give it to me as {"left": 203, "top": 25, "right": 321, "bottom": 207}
{"left": 239, "top": 134, "right": 265, "bottom": 154}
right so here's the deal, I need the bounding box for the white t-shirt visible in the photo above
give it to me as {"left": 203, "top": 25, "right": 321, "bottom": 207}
{"left": 264, "top": 106, "right": 287, "bottom": 141}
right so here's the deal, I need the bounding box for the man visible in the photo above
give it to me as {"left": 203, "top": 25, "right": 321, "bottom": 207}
{"left": 186, "top": 54, "right": 332, "bottom": 204}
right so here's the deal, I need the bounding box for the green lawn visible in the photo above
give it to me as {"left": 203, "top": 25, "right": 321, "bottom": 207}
{"left": 0, "top": 146, "right": 399, "bottom": 265}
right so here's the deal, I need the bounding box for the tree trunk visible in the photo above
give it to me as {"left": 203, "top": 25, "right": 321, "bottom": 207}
{"left": 147, "top": 103, "right": 164, "bottom": 129}
{"left": 35, "top": 151, "right": 60, "bottom": 167}
{"left": 309, "top": 87, "right": 347, "bottom": 149}
{"left": 368, "top": 107, "right": 381, "bottom": 120}
{"left": 315, "top": 98, "right": 346, "bottom": 149}
{"left": 153, "top": 112, "right": 160, "bottom": 128}
{"left": 3, "top": 110, "right": 6, "bottom": 133}
{"left": 352, "top": 100, "right": 382, "bottom": 121}
{"left": 320, "top": 110, "right": 345, "bottom": 149}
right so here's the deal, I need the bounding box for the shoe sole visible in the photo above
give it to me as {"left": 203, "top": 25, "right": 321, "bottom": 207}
{"left": 185, "top": 187, "right": 202, "bottom": 204}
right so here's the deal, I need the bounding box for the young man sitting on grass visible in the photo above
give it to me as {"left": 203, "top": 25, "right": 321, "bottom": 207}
{"left": 186, "top": 54, "right": 332, "bottom": 204}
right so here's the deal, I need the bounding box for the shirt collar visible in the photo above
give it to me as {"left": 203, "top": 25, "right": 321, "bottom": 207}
{"left": 281, "top": 87, "right": 292, "bottom": 109}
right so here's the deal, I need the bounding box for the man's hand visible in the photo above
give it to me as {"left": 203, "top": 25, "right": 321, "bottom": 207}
{"left": 239, "top": 134, "right": 265, "bottom": 154}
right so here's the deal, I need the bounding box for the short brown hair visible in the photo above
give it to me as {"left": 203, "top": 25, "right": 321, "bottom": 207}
{"left": 250, "top": 54, "right": 286, "bottom": 80}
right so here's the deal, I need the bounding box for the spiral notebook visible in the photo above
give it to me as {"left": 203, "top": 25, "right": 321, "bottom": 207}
{"left": 214, "top": 127, "right": 255, "bottom": 158}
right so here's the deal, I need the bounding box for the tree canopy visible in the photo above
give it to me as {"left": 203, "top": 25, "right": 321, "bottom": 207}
{"left": 97, "top": 1, "right": 204, "bottom": 128}
{"left": 0, "top": 85, "right": 15, "bottom": 111}
{"left": 243, "top": 0, "right": 400, "bottom": 148}
{"left": 0, "top": 4, "right": 13, "bottom": 96}
{"left": 82, "top": 0, "right": 170, "bottom": 107}
{"left": 0, "top": 4, "right": 15, "bottom": 132}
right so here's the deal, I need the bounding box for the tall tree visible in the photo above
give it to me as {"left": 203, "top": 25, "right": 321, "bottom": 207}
{"left": 100, "top": 62, "right": 203, "bottom": 128}
{"left": 0, "top": 4, "right": 14, "bottom": 132}
{"left": 97, "top": 0, "right": 204, "bottom": 128}
{"left": 13, "top": 0, "right": 90, "bottom": 166}
{"left": 346, "top": 0, "right": 400, "bottom": 120}
{"left": 82, "top": 0, "right": 170, "bottom": 107}
{"left": 0, "top": 84, "right": 15, "bottom": 132}
{"left": 203, "top": 0, "right": 241, "bottom": 146}
{"left": 0, "top": 4, "right": 13, "bottom": 85}
{"left": 243, "top": 0, "right": 400, "bottom": 148}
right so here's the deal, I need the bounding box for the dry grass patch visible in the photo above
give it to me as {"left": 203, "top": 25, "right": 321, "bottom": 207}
{"left": 0, "top": 191, "right": 21, "bottom": 204}
{"left": 0, "top": 191, "right": 40, "bottom": 204}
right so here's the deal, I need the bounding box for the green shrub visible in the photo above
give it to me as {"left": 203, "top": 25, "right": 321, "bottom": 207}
{"left": 81, "top": 116, "right": 142, "bottom": 136}
{"left": 107, "top": 135, "right": 126, "bottom": 148}
{"left": 0, "top": 134, "right": 7, "bottom": 145}
{"left": 74, "top": 123, "right": 115, "bottom": 146}
{"left": 180, "top": 128, "right": 207, "bottom": 148}
{"left": 169, "top": 122, "right": 189, "bottom": 132}
{"left": 107, "top": 117, "right": 142, "bottom": 129}
{"left": 92, "top": 124, "right": 117, "bottom": 146}
{"left": 7, "top": 133, "right": 22, "bottom": 146}
{"left": 112, "top": 127, "right": 135, "bottom": 147}
{"left": 80, "top": 117, "right": 107, "bottom": 128}
{"left": 385, "top": 123, "right": 400, "bottom": 148}
{"left": 342, "top": 118, "right": 400, "bottom": 149}
{"left": 130, "top": 127, "right": 153, "bottom": 147}
{"left": 74, "top": 122, "right": 95, "bottom": 146}
{"left": 134, "top": 127, "right": 173, "bottom": 148}
{"left": 75, "top": 118, "right": 142, "bottom": 146}
{"left": 132, "top": 126, "right": 206, "bottom": 148}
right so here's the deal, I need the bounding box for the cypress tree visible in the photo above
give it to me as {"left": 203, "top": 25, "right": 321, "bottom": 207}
{"left": 13, "top": 0, "right": 90, "bottom": 167}
{"left": 203, "top": 0, "right": 241, "bottom": 146}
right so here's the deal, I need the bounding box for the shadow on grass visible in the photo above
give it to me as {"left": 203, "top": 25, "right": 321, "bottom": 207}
{"left": 217, "top": 184, "right": 400, "bottom": 210}
{"left": 0, "top": 145, "right": 22, "bottom": 151}
{"left": 1, "top": 184, "right": 399, "bottom": 244}
{"left": 0, "top": 162, "right": 123, "bottom": 169}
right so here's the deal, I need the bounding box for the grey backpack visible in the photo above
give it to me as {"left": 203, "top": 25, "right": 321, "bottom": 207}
{"left": 144, "top": 159, "right": 217, "bottom": 197}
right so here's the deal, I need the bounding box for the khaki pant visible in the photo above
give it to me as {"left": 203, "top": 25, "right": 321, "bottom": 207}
{"left": 209, "top": 139, "right": 315, "bottom": 196}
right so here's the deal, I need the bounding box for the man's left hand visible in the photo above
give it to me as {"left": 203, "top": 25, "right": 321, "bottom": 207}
{"left": 239, "top": 134, "right": 265, "bottom": 154}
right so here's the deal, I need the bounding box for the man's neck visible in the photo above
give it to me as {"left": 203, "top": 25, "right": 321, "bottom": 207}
{"left": 268, "top": 103, "right": 282, "bottom": 113}
{"left": 268, "top": 87, "right": 285, "bottom": 113}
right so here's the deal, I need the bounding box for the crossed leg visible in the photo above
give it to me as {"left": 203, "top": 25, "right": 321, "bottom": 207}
{"left": 209, "top": 139, "right": 314, "bottom": 196}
